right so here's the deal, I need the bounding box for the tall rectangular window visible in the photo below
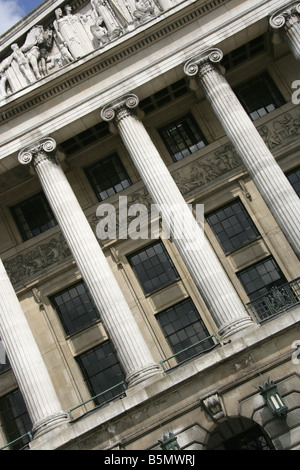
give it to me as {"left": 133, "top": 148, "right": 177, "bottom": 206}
{"left": 11, "top": 192, "right": 57, "bottom": 241}
{"left": 128, "top": 241, "right": 180, "bottom": 295}
{"left": 286, "top": 167, "right": 300, "bottom": 197}
{"left": 237, "top": 257, "right": 286, "bottom": 301}
{"left": 85, "top": 153, "right": 132, "bottom": 201}
{"left": 156, "top": 298, "right": 214, "bottom": 363}
{"left": 0, "top": 389, "right": 32, "bottom": 450}
{"left": 51, "top": 281, "right": 100, "bottom": 336}
{"left": 234, "top": 72, "right": 285, "bottom": 121}
{"left": 159, "top": 114, "right": 207, "bottom": 161}
{"left": 206, "top": 200, "right": 260, "bottom": 253}
{"left": 76, "top": 341, "right": 126, "bottom": 406}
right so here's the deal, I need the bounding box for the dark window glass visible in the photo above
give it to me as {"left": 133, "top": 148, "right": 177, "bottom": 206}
{"left": 206, "top": 200, "right": 260, "bottom": 253}
{"left": 224, "top": 424, "right": 274, "bottom": 450}
{"left": 156, "top": 298, "right": 214, "bottom": 363}
{"left": 60, "top": 121, "right": 111, "bottom": 155}
{"left": 85, "top": 153, "right": 132, "bottom": 201}
{"left": 159, "top": 114, "right": 207, "bottom": 161}
{"left": 237, "top": 257, "right": 286, "bottom": 301}
{"left": 51, "top": 281, "right": 100, "bottom": 336}
{"left": 234, "top": 73, "right": 285, "bottom": 121}
{"left": 11, "top": 192, "right": 57, "bottom": 241}
{"left": 286, "top": 167, "right": 300, "bottom": 197}
{"left": 76, "top": 341, "right": 126, "bottom": 406}
{"left": 0, "top": 389, "right": 32, "bottom": 450}
{"left": 128, "top": 241, "right": 180, "bottom": 295}
{"left": 222, "top": 35, "right": 266, "bottom": 70}
{"left": 139, "top": 79, "right": 189, "bottom": 115}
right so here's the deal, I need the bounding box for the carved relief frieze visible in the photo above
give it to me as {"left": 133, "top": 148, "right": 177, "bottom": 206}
{"left": 3, "top": 141, "right": 243, "bottom": 286}
{"left": 257, "top": 109, "right": 300, "bottom": 150}
{"left": 0, "top": 0, "right": 179, "bottom": 102}
{"left": 3, "top": 233, "right": 71, "bottom": 285}
{"left": 173, "top": 143, "right": 242, "bottom": 196}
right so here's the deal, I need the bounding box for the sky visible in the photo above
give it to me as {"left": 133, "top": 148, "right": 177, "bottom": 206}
{"left": 0, "top": 0, "right": 43, "bottom": 35}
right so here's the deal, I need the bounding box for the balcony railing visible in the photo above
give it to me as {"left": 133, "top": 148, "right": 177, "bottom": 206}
{"left": 246, "top": 278, "right": 300, "bottom": 323}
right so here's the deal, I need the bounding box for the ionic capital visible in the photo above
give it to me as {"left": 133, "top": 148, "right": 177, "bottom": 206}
{"left": 184, "top": 48, "right": 224, "bottom": 79}
{"left": 101, "top": 94, "right": 139, "bottom": 124}
{"left": 18, "top": 137, "right": 58, "bottom": 167}
{"left": 269, "top": 2, "right": 300, "bottom": 30}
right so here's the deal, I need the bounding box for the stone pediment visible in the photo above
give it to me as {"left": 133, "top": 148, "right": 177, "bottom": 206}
{"left": 0, "top": 0, "right": 181, "bottom": 105}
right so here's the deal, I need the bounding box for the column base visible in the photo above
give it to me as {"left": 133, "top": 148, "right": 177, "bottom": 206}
{"left": 126, "top": 363, "right": 162, "bottom": 388}
{"left": 32, "top": 412, "right": 69, "bottom": 439}
{"left": 218, "top": 316, "right": 259, "bottom": 340}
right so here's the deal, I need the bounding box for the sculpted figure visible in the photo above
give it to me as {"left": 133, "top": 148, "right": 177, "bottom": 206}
{"left": 108, "top": 0, "right": 137, "bottom": 29}
{"left": 53, "top": 5, "right": 93, "bottom": 59}
{"left": 10, "top": 44, "right": 35, "bottom": 83}
{"left": 91, "top": 0, "right": 122, "bottom": 39}
{"left": 133, "top": 0, "right": 155, "bottom": 23}
{"left": 90, "top": 17, "right": 109, "bottom": 47}
{"left": 0, "top": 57, "right": 12, "bottom": 99}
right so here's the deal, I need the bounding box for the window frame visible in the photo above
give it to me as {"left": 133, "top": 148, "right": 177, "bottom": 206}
{"left": 234, "top": 72, "right": 285, "bottom": 121}
{"left": 237, "top": 256, "right": 287, "bottom": 301}
{"left": 286, "top": 167, "right": 300, "bottom": 198}
{"left": 84, "top": 152, "right": 132, "bottom": 202}
{"left": 76, "top": 340, "right": 126, "bottom": 406}
{"left": 11, "top": 192, "right": 57, "bottom": 241}
{"left": 206, "top": 199, "right": 260, "bottom": 254}
{"left": 128, "top": 240, "right": 180, "bottom": 295}
{"left": 156, "top": 298, "right": 214, "bottom": 364}
{"left": 51, "top": 281, "right": 101, "bottom": 336}
{"left": 158, "top": 113, "right": 207, "bottom": 162}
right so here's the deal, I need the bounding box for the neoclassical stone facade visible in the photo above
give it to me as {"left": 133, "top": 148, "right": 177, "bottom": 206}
{"left": 0, "top": 0, "right": 299, "bottom": 451}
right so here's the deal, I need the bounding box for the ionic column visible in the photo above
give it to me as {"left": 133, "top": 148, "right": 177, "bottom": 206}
{"left": 270, "top": 2, "right": 300, "bottom": 63}
{"left": 18, "top": 138, "right": 160, "bottom": 387}
{"left": 0, "top": 258, "right": 68, "bottom": 438}
{"left": 184, "top": 49, "right": 300, "bottom": 258}
{"left": 101, "top": 95, "right": 256, "bottom": 339}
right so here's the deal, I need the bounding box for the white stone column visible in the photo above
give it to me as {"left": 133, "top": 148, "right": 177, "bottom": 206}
{"left": 0, "top": 258, "right": 68, "bottom": 438}
{"left": 184, "top": 49, "right": 300, "bottom": 258}
{"left": 270, "top": 2, "right": 300, "bottom": 63}
{"left": 18, "top": 138, "right": 160, "bottom": 387}
{"left": 101, "top": 95, "right": 256, "bottom": 339}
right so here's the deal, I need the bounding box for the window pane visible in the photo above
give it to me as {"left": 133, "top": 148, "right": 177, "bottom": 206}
{"left": 237, "top": 257, "right": 286, "bottom": 300}
{"left": 156, "top": 298, "right": 214, "bottom": 363}
{"left": 0, "top": 389, "right": 32, "bottom": 450}
{"left": 234, "top": 72, "right": 285, "bottom": 121}
{"left": 85, "top": 153, "right": 132, "bottom": 201}
{"left": 76, "top": 341, "right": 126, "bottom": 406}
{"left": 159, "top": 114, "right": 207, "bottom": 161}
{"left": 128, "top": 241, "right": 179, "bottom": 295}
{"left": 51, "top": 281, "right": 100, "bottom": 336}
{"left": 207, "top": 200, "right": 260, "bottom": 253}
{"left": 11, "top": 192, "right": 57, "bottom": 241}
{"left": 286, "top": 167, "right": 300, "bottom": 197}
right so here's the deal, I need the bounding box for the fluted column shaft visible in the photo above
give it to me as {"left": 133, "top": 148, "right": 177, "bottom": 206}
{"left": 18, "top": 139, "right": 160, "bottom": 387}
{"left": 0, "top": 259, "right": 67, "bottom": 438}
{"left": 101, "top": 95, "right": 256, "bottom": 339}
{"left": 270, "top": 2, "right": 300, "bottom": 63}
{"left": 184, "top": 49, "right": 300, "bottom": 258}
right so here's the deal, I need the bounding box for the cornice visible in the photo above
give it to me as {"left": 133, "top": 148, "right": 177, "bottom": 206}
{"left": 0, "top": 0, "right": 229, "bottom": 124}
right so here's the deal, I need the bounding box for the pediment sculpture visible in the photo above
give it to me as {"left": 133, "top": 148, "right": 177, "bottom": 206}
{"left": 0, "top": 0, "right": 177, "bottom": 102}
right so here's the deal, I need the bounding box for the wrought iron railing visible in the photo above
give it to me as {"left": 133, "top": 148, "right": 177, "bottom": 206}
{"left": 67, "top": 381, "right": 127, "bottom": 420}
{"left": 0, "top": 431, "right": 32, "bottom": 451}
{"left": 246, "top": 277, "right": 300, "bottom": 323}
{"left": 160, "top": 334, "right": 220, "bottom": 371}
